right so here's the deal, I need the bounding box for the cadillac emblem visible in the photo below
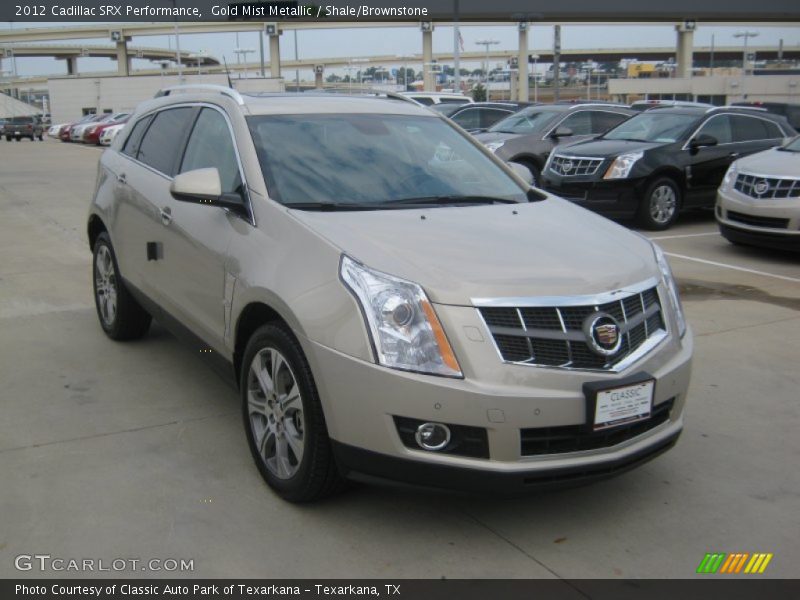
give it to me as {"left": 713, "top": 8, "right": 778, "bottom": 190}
{"left": 584, "top": 313, "right": 623, "bottom": 357}
{"left": 561, "top": 160, "right": 574, "bottom": 174}
{"left": 753, "top": 180, "right": 770, "bottom": 196}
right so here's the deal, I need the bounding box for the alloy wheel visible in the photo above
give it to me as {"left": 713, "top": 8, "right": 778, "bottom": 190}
{"left": 649, "top": 184, "right": 677, "bottom": 225}
{"left": 94, "top": 245, "right": 118, "bottom": 326}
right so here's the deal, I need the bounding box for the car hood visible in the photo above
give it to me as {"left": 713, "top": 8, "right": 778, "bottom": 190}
{"left": 556, "top": 138, "right": 667, "bottom": 157}
{"left": 735, "top": 146, "right": 800, "bottom": 176}
{"left": 288, "top": 197, "right": 658, "bottom": 306}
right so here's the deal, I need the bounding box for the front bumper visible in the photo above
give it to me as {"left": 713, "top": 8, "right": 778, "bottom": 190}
{"left": 716, "top": 187, "right": 800, "bottom": 252}
{"left": 302, "top": 302, "right": 692, "bottom": 490}
{"left": 541, "top": 172, "right": 647, "bottom": 218}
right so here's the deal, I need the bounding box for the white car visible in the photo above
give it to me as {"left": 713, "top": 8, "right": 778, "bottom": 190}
{"left": 399, "top": 91, "right": 473, "bottom": 107}
{"left": 48, "top": 123, "right": 67, "bottom": 138}
{"left": 99, "top": 123, "right": 125, "bottom": 146}
{"left": 716, "top": 135, "right": 800, "bottom": 251}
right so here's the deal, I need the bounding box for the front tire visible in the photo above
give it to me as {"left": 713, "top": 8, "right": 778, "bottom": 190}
{"left": 637, "top": 177, "right": 681, "bottom": 230}
{"left": 241, "top": 323, "right": 345, "bottom": 503}
{"left": 92, "top": 232, "right": 151, "bottom": 340}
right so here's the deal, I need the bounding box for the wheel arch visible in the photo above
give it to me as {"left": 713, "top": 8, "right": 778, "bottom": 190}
{"left": 87, "top": 214, "right": 108, "bottom": 252}
{"left": 233, "top": 301, "right": 293, "bottom": 387}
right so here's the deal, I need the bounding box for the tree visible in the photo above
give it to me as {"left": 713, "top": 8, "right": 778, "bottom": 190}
{"left": 472, "top": 83, "right": 487, "bottom": 101}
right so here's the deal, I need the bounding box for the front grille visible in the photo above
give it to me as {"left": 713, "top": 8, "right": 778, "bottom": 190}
{"left": 727, "top": 210, "right": 789, "bottom": 230}
{"left": 734, "top": 173, "right": 800, "bottom": 199}
{"left": 478, "top": 284, "right": 665, "bottom": 371}
{"left": 549, "top": 155, "right": 604, "bottom": 177}
{"left": 521, "top": 398, "right": 674, "bottom": 456}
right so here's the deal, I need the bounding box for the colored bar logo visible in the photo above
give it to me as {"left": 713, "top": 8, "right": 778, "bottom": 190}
{"left": 697, "top": 552, "right": 773, "bottom": 574}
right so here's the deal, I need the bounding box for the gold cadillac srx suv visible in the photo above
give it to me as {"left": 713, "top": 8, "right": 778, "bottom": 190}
{"left": 87, "top": 85, "right": 693, "bottom": 502}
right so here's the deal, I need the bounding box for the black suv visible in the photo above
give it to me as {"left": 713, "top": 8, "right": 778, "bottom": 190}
{"left": 541, "top": 106, "right": 796, "bottom": 229}
{"left": 474, "top": 104, "right": 634, "bottom": 186}
{"left": 3, "top": 116, "right": 44, "bottom": 141}
{"left": 433, "top": 101, "right": 534, "bottom": 133}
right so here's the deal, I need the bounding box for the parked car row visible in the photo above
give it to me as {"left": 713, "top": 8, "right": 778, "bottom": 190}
{"left": 50, "top": 112, "right": 130, "bottom": 146}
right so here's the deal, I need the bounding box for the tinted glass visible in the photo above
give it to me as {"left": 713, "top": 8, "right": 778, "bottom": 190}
{"left": 481, "top": 109, "right": 513, "bottom": 128}
{"left": 731, "top": 115, "right": 782, "bottom": 142}
{"left": 247, "top": 114, "right": 527, "bottom": 206}
{"left": 452, "top": 108, "right": 481, "bottom": 130}
{"left": 696, "top": 115, "right": 732, "bottom": 144}
{"left": 782, "top": 136, "right": 800, "bottom": 152}
{"left": 592, "top": 111, "right": 629, "bottom": 133}
{"left": 431, "top": 104, "right": 461, "bottom": 116}
{"left": 604, "top": 112, "right": 700, "bottom": 143}
{"left": 438, "top": 98, "right": 471, "bottom": 104}
{"left": 137, "top": 107, "right": 195, "bottom": 175}
{"left": 180, "top": 108, "right": 244, "bottom": 198}
{"left": 413, "top": 97, "right": 434, "bottom": 106}
{"left": 488, "top": 107, "right": 562, "bottom": 134}
{"left": 121, "top": 115, "right": 152, "bottom": 158}
{"left": 558, "top": 111, "right": 592, "bottom": 135}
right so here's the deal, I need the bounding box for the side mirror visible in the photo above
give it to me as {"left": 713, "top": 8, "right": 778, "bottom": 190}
{"left": 551, "top": 126, "right": 574, "bottom": 138}
{"left": 509, "top": 161, "right": 534, "bottom": 186}
{"left": 691, "top": 133, "right": 718, "bottom": 149}
{"left": 170, "top": 168, "right": 246, "bottom": 214}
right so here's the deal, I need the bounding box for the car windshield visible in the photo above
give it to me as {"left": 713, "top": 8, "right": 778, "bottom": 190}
{"left": 780, "top": 136, "right": 800, "bottom": 152}
{"left": 247, "top": 113, "right": 528, "bottom": 207}
{"left": 603, "top": 112, "right": 700, "bottom": 143}
{"left": 487, "top": 107, "right": 562, "bottom": 134}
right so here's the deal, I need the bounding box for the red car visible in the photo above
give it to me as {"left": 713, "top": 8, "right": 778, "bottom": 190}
{"left": 83, "top": 114, "right": 130, "bottom": 145}
{"left": 59, "top": 114, "right": 98, "bottom": 142}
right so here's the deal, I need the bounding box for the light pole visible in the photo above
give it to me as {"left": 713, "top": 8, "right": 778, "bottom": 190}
{"left": 734, "top": 31, "right": 758, "bottom": 100}
{"left": 531, "top": 53, "right": 539, "bottom": 102}
{"left": 170, "top": 0, "right": 183, "bottom": 83}
{"left": 475, "top": 39, "right": 499, "bottom": 88}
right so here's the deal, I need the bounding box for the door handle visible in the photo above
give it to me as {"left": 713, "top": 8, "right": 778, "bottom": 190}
{"left": 160, "top": 207, "right": 172, "bottom": 226}
{"left": 116, "top": 172, "right": 127, "bottom": 184}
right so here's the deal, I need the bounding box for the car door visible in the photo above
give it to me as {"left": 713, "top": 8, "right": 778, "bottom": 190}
{"left": 156, "top": 106, "right": 248, "bottom": 351}
{"left": 684, "top": 114, "right": 735, "bottom": 204}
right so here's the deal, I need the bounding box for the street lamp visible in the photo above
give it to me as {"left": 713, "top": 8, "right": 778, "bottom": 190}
{"left": 530, "top": 53, "right": 540, "bottom": 102}
{"left": 475, "top": 39, "right": 499, "bottom": 87}
{"left": 734, "top": 31, "right": 759, "bottom": 99}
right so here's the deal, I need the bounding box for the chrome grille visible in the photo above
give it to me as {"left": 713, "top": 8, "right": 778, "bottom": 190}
{"left": 549, "top": 155, "right": 604, "bottom": 177}
{"left": 734, "top": 173, "right": 800, "bottom": 199}
{"left": 478, "top": 285, "right": 666, "bottom": 371}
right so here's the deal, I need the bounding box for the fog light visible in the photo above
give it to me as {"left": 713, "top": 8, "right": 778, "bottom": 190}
{"left": 415, "top": 422, "right": 451, "bottom": 451}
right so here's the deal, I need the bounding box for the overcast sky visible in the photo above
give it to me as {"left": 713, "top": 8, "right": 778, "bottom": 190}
{"left": 2, "top": 22, "right": 799, "bottom": 78}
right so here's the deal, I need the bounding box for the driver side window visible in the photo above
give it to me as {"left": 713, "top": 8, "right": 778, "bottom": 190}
{"left": 180, "top": 108, "right": 245, "bottom": 199}
{"left": 557, "top": 111, "right": 593, "bottom": 135}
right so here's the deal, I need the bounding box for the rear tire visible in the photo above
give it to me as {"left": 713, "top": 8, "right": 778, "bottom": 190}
{"left": 241, "top": 323, "right": 346, "bottom": 503}
{"left": 92, "top": 232, "right": 151, "bottom": 340}
{"left": 637, "top": 177, "right": 681, "bottom": 230}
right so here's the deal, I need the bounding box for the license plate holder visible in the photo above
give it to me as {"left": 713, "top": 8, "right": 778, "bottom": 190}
{"left": 583, "top": 372, "right": 655, "bottom": 432}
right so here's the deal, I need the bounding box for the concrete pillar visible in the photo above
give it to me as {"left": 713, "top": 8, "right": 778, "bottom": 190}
{"left": 115, "top": 40, "right": 130, "bottom": 76}
{"left": 517, "top": 23, "right": 529, "bottom": 102}
{"left": 314, "top": 65, "right": 324, "bottom": 89}
{"left": 422, "top": 27, "right": 434, "bottom": 91}
{"left": 269, "top": 32, "right": 281, "bottom": 78}
{"left": 675, "top": 26, "right": 694, "bottom": 79}
{"left": 66, "top": 57, "right": 78, "bottom": 75}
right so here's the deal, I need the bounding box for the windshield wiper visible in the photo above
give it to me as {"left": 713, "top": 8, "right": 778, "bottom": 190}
{"left": 388, "top": 195, "right": 519, "bottom": 206}
{"left": 285, "top": 202, "right": 387, "bottom": 211}
{"left": 610, "top": 137, "right": 649, "bottom": 142}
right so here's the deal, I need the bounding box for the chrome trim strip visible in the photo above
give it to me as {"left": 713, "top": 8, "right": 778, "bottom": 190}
{"left": 472, "top": 277, "right": 660, "bottom": 308}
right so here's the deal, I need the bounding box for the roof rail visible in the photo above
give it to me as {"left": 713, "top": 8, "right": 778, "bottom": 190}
{"left": 315, "top": 88, "right": 421, "bottom": 105}
{"left": 560, "top": 102, "right": 626, "bottom": 109}
{"left": 154, "top": 84, "right": 244, "bottom": 105}
{"left": 706, "top": 105, "right": 768, "bottom": 113}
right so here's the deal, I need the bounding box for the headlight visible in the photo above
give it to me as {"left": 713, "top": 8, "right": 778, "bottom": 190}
{"left": 652, "top": 243, "right": 686, "bottom": 338}
{"left": 484, "top": 141, "right": 505, "bottom": 153}
{"left": 340, "top": 256, "right": 462, "bottom": 378}
{"left": 720, "top": 161, "right": 738, "bottom": 191}
{"left": 603, "top": 151, "right": 644, "bottom": 179}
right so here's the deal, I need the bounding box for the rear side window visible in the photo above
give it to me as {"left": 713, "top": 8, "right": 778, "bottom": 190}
{"left": 413, "top": 97, "right": 434, "bottom": 106}
{"left": 121, "top": 115, "right": 151, "bottom": 158}
{"left": 451, "top": 108, "right": 481, "bottom": 130}
{"left": 136, "top": 107, "right": 195, "bottom": 176}
{"left": 731, "top": 115, "right": 783, "bottom": 141}
{"left": 481, "top": 109, "right": 512, "bottom": 129}
{"left": 592, "top": 111, "right": 629, "bottom": 133}
{"left": 697, "top": 114, "right": 732, "bottom": 144}
{"left": 180, "top": 108, "right": 244, "bottom": 199}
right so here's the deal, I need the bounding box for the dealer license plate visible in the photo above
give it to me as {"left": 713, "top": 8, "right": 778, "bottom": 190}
{"left": 593, "top": 380, "right": 654, "bottom": 431}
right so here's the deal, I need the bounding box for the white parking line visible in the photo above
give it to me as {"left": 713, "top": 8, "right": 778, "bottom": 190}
{"left": 665, "top": 252, "right": 800, "bottom": 283}
{"left": 649, "top": 232, "right": 720, "bottom": 240}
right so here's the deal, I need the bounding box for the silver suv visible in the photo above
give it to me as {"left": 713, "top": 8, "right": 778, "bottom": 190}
{"left": 88, "top": 85, "right": 693, "bottom": 502}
